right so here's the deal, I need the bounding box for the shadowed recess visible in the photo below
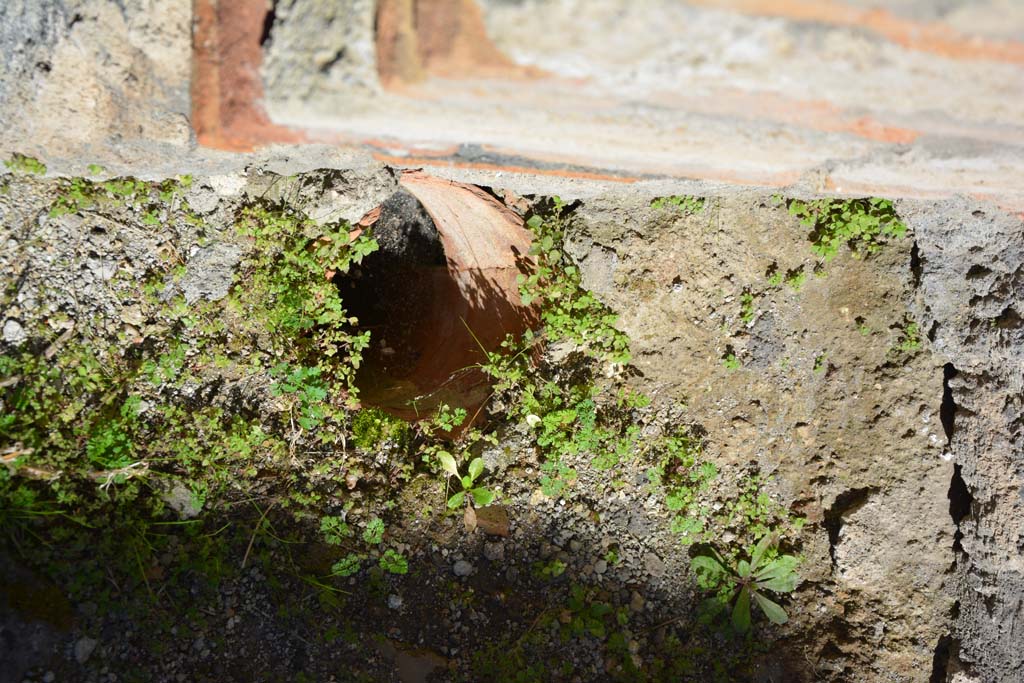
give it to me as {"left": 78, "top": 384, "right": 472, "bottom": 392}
{"left": 339, "top": 172, "right": 536, "bottom": 418}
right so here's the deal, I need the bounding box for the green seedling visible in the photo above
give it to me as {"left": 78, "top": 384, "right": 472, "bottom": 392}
{"left": 362, "top": 517, "right": 385, "bottom": 545}
{"left": 331, "top": 553, "right": 362, "bottom": 578}
{"left": 690, "top": 533, "right": 799, "bottom": 634}
{"left": 437, "top": 452, "right": 495, "bottom": 508}
{"left": 379, "top": 549, "right": 408, "bottom": 574}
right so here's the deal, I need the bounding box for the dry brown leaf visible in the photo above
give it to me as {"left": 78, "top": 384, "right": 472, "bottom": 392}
{"left": 463, "top": 504, "right": 478, "bottom": 533}
{"left": 474, "top": 505, "right": 509, "bottom": 537}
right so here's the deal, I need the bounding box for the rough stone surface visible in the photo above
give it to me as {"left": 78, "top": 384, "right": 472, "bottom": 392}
{"left": 0, "top": 0, "right": 191, "bottom": 163}
{"left": 907, "top": 198, "right": 1024, "bottom": 682}
{"left": 0, "top": 1, "right": 1022, "bottom": 678}
{"left": 178, "top": 243, "right": 243, "bottom": 305}
{"left": 262, "top": 0, "right": 379, "bottom": 115}
{"left": 2, "top": 319, "right": 25, "bottom": 346}
{"left": 564, "top": 191, "right": 955, "bottom": 679}
{"left": 74, "top": 636, "right": 98, "bottom": 664}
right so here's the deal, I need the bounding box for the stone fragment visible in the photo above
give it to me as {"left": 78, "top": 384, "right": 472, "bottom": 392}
{"left": 2, "top": 319, "right": 26, "bottom": 345}
{"left": 74, "top": 636, "right": 97, "bottom": 664}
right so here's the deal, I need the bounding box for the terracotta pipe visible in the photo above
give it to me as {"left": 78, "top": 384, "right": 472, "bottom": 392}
{"left": 353, "top": 171, "right": 536, "bottom": 418}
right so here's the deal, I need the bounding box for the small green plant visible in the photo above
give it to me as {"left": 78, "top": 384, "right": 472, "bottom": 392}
{"left": 87, "top": 163, "right": 105, "bottom": 175}
{"left": 739, "top": 292, "right": 755, "bottom": 325}
{"left": 538, "top": 558, "right": 567, "bottom": 579}
{"left": 430, "top": 404, "right": 467, "bottom": 433}
{"left": 320, "top": 516, "right": 352, "bottom": 545}
{"left": 362, "top": 517, "right": 385, "bottom": 545}
{"left": 49, "top": 177, "right": 97, "bottom": 217}
{"left": 563, "top": 585, "right": 622, "bottom": 639}
{"left": 437, "top": 452, "right": 495, "bottom": 508}
{"left": 892, "top": 320, "right": 921, "bottom": 355}
{"left": 651, "top": 195, "right": 705, "bottom": 215}
{"left": 331, "top": 553, "right": 362, "bottom": 577}
{"left": 519, "top": 198, "right": 631, "bottom": 364}
{"left": 787, "top": 197, "right": 907, "bottom": 261}
{"left": 765, "top": 264, "right": 783, "bottom": 287}
{"left": 813, "top": 354, "right": 828, "bottom": 374}
{"left": 85, "top": 396, "right": 141, "bottom": 471}
{"left": 721, "top": 352, "right": 740, "bottom": 371}
{"left": 784, "top": 268, "right": 806, "bottom": 291}
{"left": 379, "top": 549, "right": 408, "bottom": 574}
{"left": 269, "top": 363, "right": 328, "bottom": 431}
{"left": 647, "top": 429, "right": 717, "bottom": 545}
{"left": 690, "top": 533, "right": 799, "bottom": 634}
{"left": 4, "top": 153, "right": 46, "bottom": 175}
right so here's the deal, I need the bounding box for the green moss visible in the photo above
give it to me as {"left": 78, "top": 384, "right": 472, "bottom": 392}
{"left": 650, "top": 195, "right": 705, "bottom": 215}
{"left": 4, "top": 153, "right": 46, "bottom": 175}
{"left": 351, "top": 407, "right": 411, "bottom": 451}
{"left": 784, "top": 267, "right": 806, "bottom": 291}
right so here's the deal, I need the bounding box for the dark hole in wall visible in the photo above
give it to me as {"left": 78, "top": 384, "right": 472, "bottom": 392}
{"left": 338, "top": 189, "right": 447, "bottom": 410}
{"left": 941, "top": 363, "right": 957, "bottom": 443}
{"left": 949, "top": 463, "right": 972, "bottom": 554}
{"left": 910, "top": 240, "right": 922, "bottom": 287}
{"left": 949, "top": 465, "right": 971, "bottom": 528}
{"left": 995, "top": 306, "right": 1022, "bottom": 329}
{"left": 823, "top": 488, "right": 873, "bottom": 572}
{"left": 929, "top": 634, "right": 953, "bottom": 683}
{"left": 965, "top": 264, "right": 991, "bottom": 280}
{"left": 945, "top": 362, "right": 970, "bottom": 554}
{"left": 259, "top": 0, "right": 278, "bottom": 47}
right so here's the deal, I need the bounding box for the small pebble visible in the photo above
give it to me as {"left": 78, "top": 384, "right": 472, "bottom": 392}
{"left": 483, "top": 542, "right": 504, "bottom": 562}
{"left": 453, "top": 560, "right": 474, "bottom": 577}
{"left": 75, "top": 636, "right": 98, "bottom": 664}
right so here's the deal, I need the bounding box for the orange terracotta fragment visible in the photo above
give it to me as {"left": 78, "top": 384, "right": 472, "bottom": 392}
{"left": 191, "top": 0, "right": 302, "bottom": 151}
{"left": 376, "top": 0, "right": 542, "bottom": 88}
{"left": 352, "top": 171, "right": 537, "bottom": 418}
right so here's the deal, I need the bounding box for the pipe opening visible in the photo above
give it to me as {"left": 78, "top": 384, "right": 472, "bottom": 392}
{"left": 339, "top": 173, "right": 536, "bottom": 419}
{"left": 340, "top": 189, "right": 446, "bottom": 405}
